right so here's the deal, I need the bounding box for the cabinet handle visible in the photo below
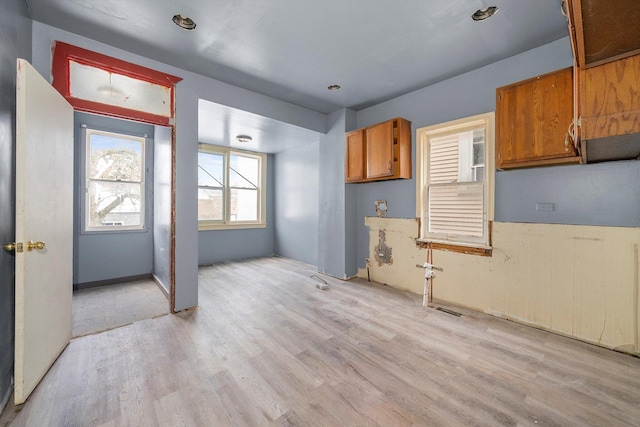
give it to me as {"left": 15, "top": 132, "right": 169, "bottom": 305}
{"left": 387, "top": 161, "right": 392, "bottom": 172}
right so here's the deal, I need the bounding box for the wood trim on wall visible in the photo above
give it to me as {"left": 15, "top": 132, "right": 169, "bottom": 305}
{"left": 51, "top": 41, "right": 182, "bottom": 126}
{"left": 51, "top": 41, "right": 180, "bottom": 312}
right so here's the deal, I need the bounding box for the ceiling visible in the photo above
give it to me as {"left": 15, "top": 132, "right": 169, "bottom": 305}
{"left": 198, "top": 100, "right": 322, "bottom": 153}
{"left": 26, "top": 0, "right": 569, "bottom": 152}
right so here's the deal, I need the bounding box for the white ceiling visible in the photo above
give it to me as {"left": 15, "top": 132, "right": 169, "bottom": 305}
{"left": 26, "top": 0, "right": 569, "bottom": 152}
{"left": 199, "top": 100, "right": 321, "bottom": 153}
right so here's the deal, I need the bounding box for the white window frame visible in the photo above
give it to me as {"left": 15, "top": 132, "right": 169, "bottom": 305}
{"left": 416, "top": 112, "right": 495, "bottom": 249}
{"left": 198, "top": 144, "right": 267, "bottom": 230}
{"left": 84, "top": 128, "right": 146, "bottom": 232}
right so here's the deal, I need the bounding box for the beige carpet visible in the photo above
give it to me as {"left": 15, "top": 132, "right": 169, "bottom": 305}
{"left": 72, "top": 279, "right": 169, "bottom": 337}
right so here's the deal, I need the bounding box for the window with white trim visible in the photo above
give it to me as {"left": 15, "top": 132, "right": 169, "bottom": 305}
{"left": 85, "top": 129, "right": 146, "bottom": 231}
{"left": 416, "top": 112, "right": 494, "bottom": 248}
{"left": 198, "top": 144, "right": 267, "bottom": 229}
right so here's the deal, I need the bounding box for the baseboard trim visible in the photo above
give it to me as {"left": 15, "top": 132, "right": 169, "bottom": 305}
{"left": 74, "top": 273, "right": 153, "bottom": 290}
{"left": 0, "top": 378, "right": 13, "bottom": 415}
{"left": 152, "top": 274, "right": 170, "bottom": 298}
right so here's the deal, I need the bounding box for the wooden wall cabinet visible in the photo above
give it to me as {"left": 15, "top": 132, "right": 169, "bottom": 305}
{"left": 345, "top": 129, "right": 365, "bottom": 182}
{"left": 565, "top": 0, "right": 640, "bottom": 69}
{"left": 345, "top": 117, "right": 411, "bottom": 183}
{"left": 496, "top": 67, "right": 580, "bottom": 169}
{"left": 565, "top": 0, "right": 640, "bottom": 162}
{"left": 579, "top": 53, "right": 640, "bottom": 142}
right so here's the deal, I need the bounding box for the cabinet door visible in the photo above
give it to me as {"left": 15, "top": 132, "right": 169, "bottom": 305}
{"left": 496, "top": 67, "right": 576, "bottom": 168}
{"left": 581, "top": 54, "right": 640, "bottom": 140}
{"left": 366, "top": 120, "right": 394, "bottom": 178}
{"left": 345, "top": 129, "right": 365, "bottom": 182}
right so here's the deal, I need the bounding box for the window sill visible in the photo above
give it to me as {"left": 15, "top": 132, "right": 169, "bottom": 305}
{"left": 81, "top": 227, "right": 147, "bottom": 235}
{"left": 199, "top": 222, "right": 267, "bottom": 231}
{"left": 415, "top": 239, "right": 492, "bottom": 257}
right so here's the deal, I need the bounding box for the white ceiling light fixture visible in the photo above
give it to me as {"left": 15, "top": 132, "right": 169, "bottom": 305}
{"left": 327, "top": 84, "right": 341, "bottom": 91}
{"left": 236, "top": 135, "right": 253, "bottom": 143}
{"left": 172, "top": 14, "right": 196, "bottom": 30}
{"left": 472, "top": 6, "right": 499, "bottom": 21}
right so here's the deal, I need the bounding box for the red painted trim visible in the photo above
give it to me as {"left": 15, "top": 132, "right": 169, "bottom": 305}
{"left": 69, "top": 98, "right": 173, "bottom": 126}
{"left": 52, "top": 41, "right": 182, "bottom": 125}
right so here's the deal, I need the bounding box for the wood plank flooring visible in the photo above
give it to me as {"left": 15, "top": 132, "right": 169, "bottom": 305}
{"left": 2, "top": 256, "right": 640, "bottom": 426}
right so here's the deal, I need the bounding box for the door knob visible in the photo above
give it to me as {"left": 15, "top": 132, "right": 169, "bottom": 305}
{"left": 3, "top": 242, "right": 23, "bottom": 253}
{"left": 26, "top": 240, "right": 45, "bottom": 251}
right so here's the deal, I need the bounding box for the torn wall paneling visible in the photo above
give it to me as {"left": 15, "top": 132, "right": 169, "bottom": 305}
{"left": 359, "top": 217, "right": 639, "bottom": 355}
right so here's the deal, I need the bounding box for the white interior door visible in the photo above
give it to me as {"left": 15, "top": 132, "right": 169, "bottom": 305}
{"left": 14, "top": 58, "right": 74, "bottom": 404}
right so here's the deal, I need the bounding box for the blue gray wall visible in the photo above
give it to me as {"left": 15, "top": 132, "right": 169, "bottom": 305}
{"left": 496, "top": 160, "right": 640, "bottom": 227}
{"left": 73, "top": 113, "right": 154, "bottom": 286}
{"left": 32, "top": 21, "right": 325, "bottom": 311}
{"left": 318, "top": 109, "right": 358, "bottom": 278}
{"left": 153, "top": 125, "right": 172, "bottom": 293}
{"left": 274, "top": 142, "right": 319, "bottom": 265}
{"left": 0, "top": 0, "right": 31, "bottom": 410}
{"left": 198, "top": 154, "right": 275, "bottom": 265}
{"left": 353, "top": 37, "right": 580, "bottom": 269}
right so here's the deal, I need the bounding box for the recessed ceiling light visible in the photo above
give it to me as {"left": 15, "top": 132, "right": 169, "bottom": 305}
{"left": 327, "top": 84, "right": 341, "bottom": 91}
{"left": 172, "top": 14, "right": 196, "bottom": 30}
{"left": 472, "top": 6, "right": 499, "bottom": 21}
{"left": 236, "top": 135, "right": 252, "bottom": 143}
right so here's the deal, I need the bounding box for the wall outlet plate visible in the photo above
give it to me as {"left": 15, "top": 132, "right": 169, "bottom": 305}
{"left": 536, "top": 202, "right": 555, "bottom": 212}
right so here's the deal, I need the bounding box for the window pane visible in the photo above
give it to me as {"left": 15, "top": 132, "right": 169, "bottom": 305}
{"left": 473, "top": 142, "right": 485, "bottom": 166}
{"left": 87, "top": 181, "right": 142, "bottom": 228}
{"left": 70, "top": 60, "right": 172, "bottom": 117}
{"left": 198, "top": 188, "right": 223, "bottom": 221}
{"left": 89, "top": 133, "right": 143, "bottom": 181}
{"left": 198, "top": 152, "right": 224, "bottom": 187}
{"left": 230, "top": 188, "right": 258, "bottom": 221}
{"left": 229, "top": 154, "right": 258, "bottom": 188}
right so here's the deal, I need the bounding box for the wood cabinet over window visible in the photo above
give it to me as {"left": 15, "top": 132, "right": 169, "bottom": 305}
{"left": 496, "top": 67, "right": 580, "bottom": 169}
{"left": 345, "top": 117, "right": 411, "bottom": 183}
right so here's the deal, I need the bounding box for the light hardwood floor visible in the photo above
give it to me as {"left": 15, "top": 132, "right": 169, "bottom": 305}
{"left": 3, "top": 256, "right": 640, "bottom": 426}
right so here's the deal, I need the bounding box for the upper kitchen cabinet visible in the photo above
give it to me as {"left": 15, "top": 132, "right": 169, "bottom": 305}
{"left": 565, "top": 0, "right": 640, "bottom": 162}
{"left": 345, "top": 129, "right": 365, "bottom": 183}
{"left": 345, "top": 117, "right": 411, "bottom": 183}
{"left": 496, "top": 67, "right": 580, "bottom": 169}
{"left": 565, "top": 0, "right": 640, "bottom": 68}
{"left": 580, "top": 54, "right": 640, "bottom": 141}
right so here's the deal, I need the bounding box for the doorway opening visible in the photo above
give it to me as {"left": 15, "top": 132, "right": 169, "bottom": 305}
{"left": 71, "top": 112, "right": 169, "bottom": 337}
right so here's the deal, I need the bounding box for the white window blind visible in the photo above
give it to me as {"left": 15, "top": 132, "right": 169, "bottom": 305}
{"left": 427, "top": 132, "right": 484, "bottom": 240}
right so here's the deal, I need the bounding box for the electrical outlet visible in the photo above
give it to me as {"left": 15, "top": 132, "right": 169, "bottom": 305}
{"left": 536, "top": 202, "right": 555, "bottom": 212}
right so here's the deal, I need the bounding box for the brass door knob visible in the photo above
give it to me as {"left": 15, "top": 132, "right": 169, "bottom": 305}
{"left": 26, "top": 240, "right": 46, "bottom": 251}
{"left": 3, "top": 242, "right": 23, "bottom": 253}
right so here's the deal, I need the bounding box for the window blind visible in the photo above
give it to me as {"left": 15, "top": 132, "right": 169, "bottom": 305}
{"left": 428, "top": 133, "right": 484, "bottom": 238}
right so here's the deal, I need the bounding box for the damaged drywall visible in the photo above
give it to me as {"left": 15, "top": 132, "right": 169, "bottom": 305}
{"left": 361, "top": 217, "right": 425, "bottom": 294}
{"left": 373, "top": 230, "right": 393, "bottom": 266}
{"left": 358, "top": 216, "right": 640, "bottom": 355}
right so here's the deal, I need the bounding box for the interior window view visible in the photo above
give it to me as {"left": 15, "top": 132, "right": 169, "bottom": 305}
{"left": 1, "top": 1, "right": 639, "bottom": 425}
{"left": 198, "top": 146, "right": 265, "bottom": 227}
{"left": 85, "top": 129, "right": 146, "bottom": 230}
